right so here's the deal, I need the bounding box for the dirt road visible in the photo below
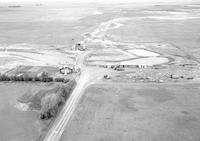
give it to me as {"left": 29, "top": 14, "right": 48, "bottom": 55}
{"left": 43, "top": 68, "right": 92, "bottom": 141}
{"left": 43, "top": 18, "right": 122, "bottom": 141}
{"left": 43, "top": 65, "right": 110, "bottom": 141}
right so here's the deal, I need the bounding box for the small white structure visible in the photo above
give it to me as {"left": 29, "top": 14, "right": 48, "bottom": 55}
{"left": 59, "top": 64, "right": 80, "bottom": 75}
{"left": 138, "top": 64, "right": 148, "bottom": 69}
{"left": 59, "top": 65, "right": 74, "bottom": 75}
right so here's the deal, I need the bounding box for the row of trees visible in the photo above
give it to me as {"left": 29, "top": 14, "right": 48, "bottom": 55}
{"left": 40, "top": 79, "right": 76, "bottom": 120}
{"left": 0, "top": 72, "right": 69, "bottom": 83}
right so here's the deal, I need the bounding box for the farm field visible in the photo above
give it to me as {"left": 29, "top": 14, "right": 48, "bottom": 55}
{"left": 60, "top": 82, "right": 200, "bottom": 141}
{"left": 0, "top": 82, "right": 54, "bottom": 141}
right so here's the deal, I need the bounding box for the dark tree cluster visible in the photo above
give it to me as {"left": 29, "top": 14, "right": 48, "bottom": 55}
{"left": 40, "top": 93, "right": 64, "bottom": 120}
{"left": 0, "top": 72, "right": 56, "bottom": 82}
{"left": 40, "top": 79, "right": 76, "bottom": 120}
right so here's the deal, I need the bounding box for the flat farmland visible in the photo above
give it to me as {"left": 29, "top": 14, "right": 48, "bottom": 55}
{"left": 0, "top": 5, "right": 101, "bottom": 46}
{"left": 107, "top": 4, "right": 200, "bottom": 62}
{"left": 0, "top": 1, "right": 200, "bottom": 141}
{"left": 61, "top": 82, "right": 200, "bottom": 141}
{"left": 0, "top": 82, "right": 54, "bottom": 141}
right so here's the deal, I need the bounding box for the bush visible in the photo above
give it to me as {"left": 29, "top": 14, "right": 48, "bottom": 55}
{"left": 46, "top": 77, "right": 53, "bottom": 82}
{"left": 32, "top": 77, "right": 40, "bottom": 82}
{"left": 18, "top": 75, "right": 24, "bottom": 81}
{"left": 10, "top": 75, "right": 17, "bottom": 81}
{"left": 0, "top": 74, "right": 10, "bottom": 81}
{"left": 31, "top": 76, "right": 53, "bottom": 82}
{"left": 54, "top": 78, "right": 64, "bottom": 82}
{"left": 14, "top": 76, "right": 19, "bottom": 81}
{"left": 40, "top": 93, "right": 65, "bottom": 120}
{"left": 56, "top": 79, "right": 76, "bottom": 100}
{"left": 63, "top": 78, "right": 69, "bottom": 83}
{"left": 23, "top": 74, "right": 31, "bottom": 81}
{"left": 38, "top": 72, "right": 49, "bottom": 82}
{"left": 42, "top": 77, "right": 53, "bottom": 82}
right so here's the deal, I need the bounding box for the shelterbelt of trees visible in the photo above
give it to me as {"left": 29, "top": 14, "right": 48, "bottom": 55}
{"left": 40, "top": 80, "right": 76, "bottom": 120}
{"left": 0, "top": 72, "right": 69, "bottom": 83}
{"left": 17, "top": 78, "right": 76, "bottom": 120}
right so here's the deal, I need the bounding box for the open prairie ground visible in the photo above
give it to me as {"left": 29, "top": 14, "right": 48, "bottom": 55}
{"left": 0, "top": 1, "right": 200, "bottom": 141}
{"left": 60, "top": 81, "right": 200, "bottom": 141}
{"left": 0, "top": 82, "right": 55, "bottom": 141}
